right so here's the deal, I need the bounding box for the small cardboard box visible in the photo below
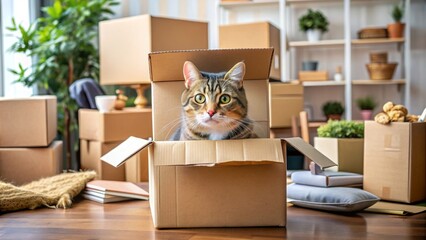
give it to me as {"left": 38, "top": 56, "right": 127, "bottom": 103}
{"left": 149, "top": 48, "right": 273, "bottom": 140}
{"left": 219, "top": 22, "right": 281, "bottom": 80}
{"left": 79, "top": 108, "right": 152, "bottom": 142}
{"left": 363, "top": 121, "right": 426, "bottom": 203}
{"left": 269, "top": 82, "right": 304, "bottom": 128}
{"left": 100, "top": 15, "right": 208, "bottom": 85}
{"left": 298, "top": 71, "right": 329, "bottom": 81}
{"left": 314, "top": 137, "right": 364, "bottom": 174}
{"left": 0, "top": 96, "right": 57, "bottom": 147}
{"left": 0, "top": 141, "right": 63, "bottom": 185}
{"left": 80, "top": 139, "right": 126, "bottom": 181}
{"left": 101, "top": 137, "right": 336, "bottom": 228}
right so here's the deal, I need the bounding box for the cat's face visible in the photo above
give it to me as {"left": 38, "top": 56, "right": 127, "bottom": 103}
{"left": 181, "top": 61, "right": 248, "bottom": 137}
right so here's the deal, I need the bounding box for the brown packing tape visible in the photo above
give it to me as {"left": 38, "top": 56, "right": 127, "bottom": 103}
{"left": 384, "top": 133, "right": 401, "bottom": 151}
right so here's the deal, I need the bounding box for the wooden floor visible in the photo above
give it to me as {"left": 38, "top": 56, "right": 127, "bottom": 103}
{"left": 0, "top": 198, "right": 425, "bottom": 240}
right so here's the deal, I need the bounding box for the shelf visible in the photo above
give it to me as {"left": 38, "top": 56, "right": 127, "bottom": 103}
{"left": 301, "top": 81, "right": 345, "bottom": 87}
{"left": 289, "top": 39, "right": 345, "bottom": 47}
{"left": 352, "top": 79, "right": 406, "bottom": 85}
{"left": 289, "top": 38, "right": 404, "bottom": 47}
{"left": 219, "top": 0, "right": 278, "bottom": 8}
{"left": 300, "top": 79, "right": 406, "bottom": 86}
{"left": 352, "top": 38, "right": 404, "bottom": 45}
{"left": 220, "top": 0, "right": 343, "bottom": 7}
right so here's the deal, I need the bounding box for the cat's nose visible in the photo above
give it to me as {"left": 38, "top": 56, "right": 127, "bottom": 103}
{"left": 207, "top": 110, "right": 215, "bottom": 117}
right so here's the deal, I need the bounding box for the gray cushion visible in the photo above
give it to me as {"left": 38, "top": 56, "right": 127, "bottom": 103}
{"left": 287, "top": 183, "right": 380, "bottom": 212}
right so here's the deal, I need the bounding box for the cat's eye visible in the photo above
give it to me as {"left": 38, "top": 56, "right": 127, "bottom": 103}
{"left": 219, "top": 94, "right": 231, "bottom": 104}
{"left": 194, "top": 94, "right": 206, "bottom": 104}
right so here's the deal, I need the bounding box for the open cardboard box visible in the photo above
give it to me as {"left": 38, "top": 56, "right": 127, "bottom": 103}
{"left": 101, "top": 49, "right": 336, "bottom": 228}
{"left": 101, "top": 136, "right": 336, "bottom": 228}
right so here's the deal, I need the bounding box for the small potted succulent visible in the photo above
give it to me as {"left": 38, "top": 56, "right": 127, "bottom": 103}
{"left": 315, "top": 120, "right": 365, "bottom": 174}
{"left": 356, "top": 96, "right": 377, "bottom": 120}
{"left": 299, "top": 9, "right": 329, "bottom": 42}
{"left": 388, "top": 3, "right": 405, "bottom": 38}
{"left": 322, "top": 101, "right": 344, "bottom": 120}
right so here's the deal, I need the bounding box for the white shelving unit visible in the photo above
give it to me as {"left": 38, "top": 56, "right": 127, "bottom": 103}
{"left": 217, "top": 0, "right": 410, "bottom": 120}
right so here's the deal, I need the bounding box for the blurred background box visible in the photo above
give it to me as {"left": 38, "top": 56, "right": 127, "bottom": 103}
{"left": 0, "top": 96, "right": 57, "bottom": 147}
{"left": 219, "top": 22, "right": 281, "bottom": 80}
{"left": 0, "top": 141, "right": 63, "bottom": 185}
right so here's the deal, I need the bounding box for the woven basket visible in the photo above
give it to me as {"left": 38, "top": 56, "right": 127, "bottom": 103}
{"left": 370, "top": 52, "right": 388, "bottom": 63}
{"left": 358, "top": 28, "right": 388, "bottom": 39}
{"left": 366, "top": 63, "right": 397, "bottom": 80}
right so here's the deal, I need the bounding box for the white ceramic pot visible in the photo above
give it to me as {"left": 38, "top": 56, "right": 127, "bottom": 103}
{"left": 306, "top": 29, "right": 322, "bottom": 42}
{"left": 95, "top": 95, "right": 116, "bottom": 112}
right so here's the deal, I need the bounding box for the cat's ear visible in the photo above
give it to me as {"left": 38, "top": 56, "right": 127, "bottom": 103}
{"left": 183, "top": 61, "right": 202, "bottom": 89}
{"left": 224, "top": 61, "right": 245, "bottom": 89}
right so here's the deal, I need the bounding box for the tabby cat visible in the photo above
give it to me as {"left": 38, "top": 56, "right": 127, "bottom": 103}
{"left": 170, "top": 61, "right": 256, "bottom": 140}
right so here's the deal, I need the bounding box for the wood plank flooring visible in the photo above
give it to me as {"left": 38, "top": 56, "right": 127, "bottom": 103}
{"left": 1, "top": 198, "right": 425, "bottom": 240}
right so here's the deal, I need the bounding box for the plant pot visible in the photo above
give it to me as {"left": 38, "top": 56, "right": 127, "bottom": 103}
{"left": 306, "top": 29, "right": 322, "bottom": 42}
{"left": 327, "top": 114, "right": 342, "bottom": 121}
{"left": 360, "top": 110, "right": 373, "bottom": 120}
{"left": 302, "top": 61, "right": 318, "bottom": 71}
{"left": 387, "top": 22, "right": 405, "bottom": 38}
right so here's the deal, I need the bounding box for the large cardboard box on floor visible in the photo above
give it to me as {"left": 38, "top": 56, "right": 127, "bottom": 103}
{"left": 219, "top": 22, "right": 281, "bottom": 80}
{"left": 80, "top": 140, "right": 126, "bottom": 181}
{"left": 0, "top": 96, "right": 57, "bottom": 147}
{"left": 314, "top": 137, "right": 364, "bottom": 174}
{"left": 79, "top": 108, "right": 152, "bottom": 181}
{"left": 79, "top": 108, "right": 152, "bottom": 142}
{"left": 269, "top": 82, "right": 304, "bottom": 128}
{"left": 100, "top": 15, "right": 208, "bottom": 85}
{"left": 363, "top": 121, "right": 426, "bottom": 203}
{"left": 101, "top": 137, "right": 337, "bottom": 228}
{"left": 100, "top": 49, "right": 337, "bottom": 228}
{"left": 0, "top": 141, "right": 63, "bottom": 185}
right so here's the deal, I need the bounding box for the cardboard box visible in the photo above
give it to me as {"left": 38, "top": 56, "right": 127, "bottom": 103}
{"left": 298, "top": 71, "right": 329, "bottom": 81}
{"left": 314, "top": 137, "right": 364, "bottom": 174}
{"left": 219, "top": 22, "right": 281, "bottom": 80}
{"left": 79, "top": 108, "right": 152, "bottom": 142}
{"left": 363, "top": 121, "right": 426, "bottom": 203}
{"left": 125, "top": 148, "right": 149, "bottom": 183}
{"left": 101, "top": 137, "right": 337, "bottom": 228}
{"left": 149, "top": 48, "right": 273, "bottom": 140}
{"left": 0, "top": 96, "right": 57, "bottom": 147}
{"left": 80, "top": 140, "right": 126, "bottom": 181}
{"left": 100, "top": 15, "right": 208, "bottom": 85}
{"left": 0, "top": 141, "right": 63, "bottom": 185}
{"left": 269, "top": 82, "right": 304, "bottom": 128}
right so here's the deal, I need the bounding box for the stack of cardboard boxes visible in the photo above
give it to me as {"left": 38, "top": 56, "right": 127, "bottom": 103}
{"left": 0, "top": 96, "right": 62, "bottom": 185}
{"left": 79, "top": 108, "right": 152, "bottom": 182}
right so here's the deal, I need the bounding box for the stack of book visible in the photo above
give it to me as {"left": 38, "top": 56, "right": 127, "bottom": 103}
{"left": 83, "top": 180, "right": 149, "bottom": 203}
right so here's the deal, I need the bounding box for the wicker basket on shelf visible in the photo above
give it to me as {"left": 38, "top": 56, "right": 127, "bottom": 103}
{"left": 358, "top": 28, "right": 388, "bottom": 39}
{"left": 366, "top": 63, "right": 397, "bottom": 80}
{"left": 370, "top": 52, "right": 388, "bottom": 63}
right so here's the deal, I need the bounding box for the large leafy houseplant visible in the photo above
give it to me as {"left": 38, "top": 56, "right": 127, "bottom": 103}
{"left": 8, "top": 0, "right": 118, "bottom": 169}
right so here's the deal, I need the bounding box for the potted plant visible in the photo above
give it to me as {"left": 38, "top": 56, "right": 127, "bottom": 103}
{"left": 299, "top": 9, "right": 329, "bottom": 42}
{"left": 356, "top": 96, "right": 377, "bottom": 120}
{"left": 8, "top": 0, "right": 118, "bottom": 170}
{"left": 388, "top": 3, "right": 405, "bottom": 38}
{"left": 322, "top": 101, "right": 344, "bottom": 120}
{"left": 315, "top": 120, "right": 365, "bottom": 174}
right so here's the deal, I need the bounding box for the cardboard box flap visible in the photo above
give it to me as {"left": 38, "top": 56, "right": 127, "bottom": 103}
{"left": 153, "top": 138, "right": 284, "bottom": 166}
{"left": 283, "top": 137, "right": 337, "bottom": 169}
{"left": 101, "top": 137, "right": 152, "bottom": 167}
{"left": 149, "top": 48, "right": 274, "bottom": 82}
